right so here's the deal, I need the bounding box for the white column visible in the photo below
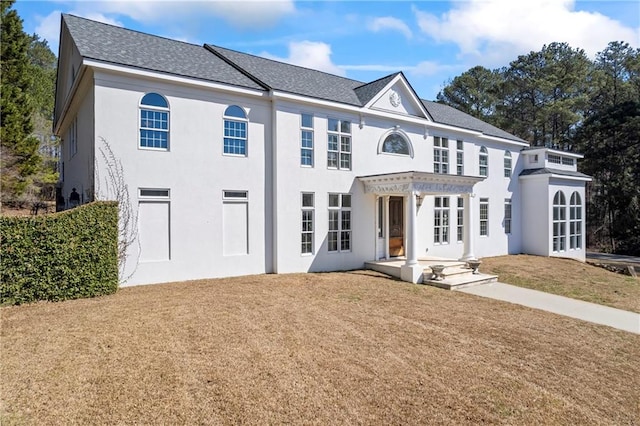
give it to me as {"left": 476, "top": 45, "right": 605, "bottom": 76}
{"left": 374, "top": 195, "right": 379, "bottom": 260}
{"left": 384, "top": 195, "right": 390, "bottom": 259}
{"left": 460, "top": 192, "right": 476, "bottom": 261}
{"left": 405, "top": 191, "right": 418, "bottom": 266}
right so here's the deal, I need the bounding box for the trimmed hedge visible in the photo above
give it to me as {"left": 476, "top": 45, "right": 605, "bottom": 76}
{"left": 1, "top": 201, "right": 119, "bottom": 305}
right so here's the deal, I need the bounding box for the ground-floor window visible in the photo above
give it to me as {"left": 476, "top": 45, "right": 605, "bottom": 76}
{"left": 504, "top": 198, "right": 512, "bottom": 234}
{"left": 569, "top": 192, "right": 582, "bottom": 250}
{"left": 553, "top": 191, "right": 566, "bottom": 252}
{"left": 434, "top": 196, "right": 450, "bottom": 244}
{"left": 457, "top": 197, "right": 464, "bottom": 242}
{"left": 479, "top": 198, "right": 489, "bottom": 236}
{"left": 301, "top": 193, "right": 314, "bottom": 254}
{"left": 328, "top": 193, "right": 351, "bottom": 252}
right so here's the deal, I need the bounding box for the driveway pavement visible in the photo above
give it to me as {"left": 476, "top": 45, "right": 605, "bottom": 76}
{"left": 459, "top": 282, "right": 640, "bottom": 334}
{"left": 587, "top": 252, "right": 640, "bottom": 266}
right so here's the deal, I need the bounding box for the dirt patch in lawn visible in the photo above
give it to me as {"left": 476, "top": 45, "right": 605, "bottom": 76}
{"left": 481, "top": 255, "right": 640, "bottom": 313}
{"left": 2, "top": 271, "right": 639, "bottom": 424}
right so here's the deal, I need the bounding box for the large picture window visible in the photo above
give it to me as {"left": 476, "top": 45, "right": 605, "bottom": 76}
{"left": 328, "top": 193, "right": 351, "bottom": 252}
{"left": 140, "top": 93, "right": 169, "bottom": 150}
{"left": 434, "top": 196, "right": 450, "bottom": 244}
{"left": 327, "top": 119, "right": 351, "bottom": 170}
{"left": 223, "top": 105, "right": 248, "bottom": 156}
{"left": 553, "top": 191, "right": 566, "bottom": 252}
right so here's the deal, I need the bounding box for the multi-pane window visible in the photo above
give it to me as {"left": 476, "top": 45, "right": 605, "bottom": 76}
{"left": 553, "top": 191, "right": 566, "bottom": 252}
{"left": 504, "top": 198, "right": 512, "bottom": 234}
{"left": 223, "top": 105, "right": 248, "bottom": 155}
{"left": 301, "top": 113, "right": 314, "bottom": 166}
{"left": 328, "top": 193, "right": 351, "bottom": 252}
{"left": 434, "top": 137, "right": 449, "bottom": 174}
{"left": 569, "top": 192, "right": 582, "bottom": 250}
{"left": 479, "top": 198, "right": 489, "bottom": 236}
{"left": 301, "top": 193, "right": 314, "bottom": 254}
{"left": 456, "top": 140, "right": 464, "bottom": 175}
{"left": 548, "top": 154, "right": 562, "bottom": 164}
{"left": 140, "top": 93, "right": 169, "bottom": 149}
{"left": 562, "top": 157, "right": 575, "bottom": 166}
{"left": 504, "top": 151, "right": 512, "bottom": 177}
{"left": 381, "top": 133, "right": 410, "bottom": 155}
{"left": 434, "top": 196, "right": 450, "bottom": 244}
{"left": 457, "top": 197, "right": 464, "bottom": 242}
{"left": 327, "top": 118, "right": 351, "bottom": 170}
{"left": 479, "top": 146, "right": 488, "bottom": 176}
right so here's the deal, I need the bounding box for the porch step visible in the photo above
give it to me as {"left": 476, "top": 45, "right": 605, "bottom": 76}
{"left": 423, "top": 262, "right": 497, "bottom": 290}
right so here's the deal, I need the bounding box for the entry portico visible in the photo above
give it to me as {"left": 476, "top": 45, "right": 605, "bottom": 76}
{"left": 359, "top": 171, "right": 485, "bottom": 283}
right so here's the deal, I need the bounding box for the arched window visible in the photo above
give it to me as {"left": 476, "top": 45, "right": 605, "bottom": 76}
{"left": 569, "top": 192, "right": 582, "bottom": 250}
{"left": 553, "top": 191, "right": 566, "bottom": 252}
{"left": 378, "top": 130, "right": 413, "bottom": 157}
{"left": 140, "top": 93, "right": 169, "bottom": 149}
{"left": 479, "top": 146, "right": 488, "bottom": 176}
{"left": 503, "top": 151, "right": 512, "bottom": 177}
{"left": 223, "top": 105, "right": 248, "bottom": 155}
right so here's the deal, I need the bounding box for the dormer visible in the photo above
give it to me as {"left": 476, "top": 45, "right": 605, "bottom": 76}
{"left": 521, "top": 147, "right": 583, "bottom": 172}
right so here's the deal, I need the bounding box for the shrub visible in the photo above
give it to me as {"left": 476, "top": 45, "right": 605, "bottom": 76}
{"left": 1, "top": 201, "right": 119, "bottom": 304}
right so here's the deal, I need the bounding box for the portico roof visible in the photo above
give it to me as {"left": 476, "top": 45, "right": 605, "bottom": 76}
{"left": 358, "top": 171, "right": 485, "bottom": 195}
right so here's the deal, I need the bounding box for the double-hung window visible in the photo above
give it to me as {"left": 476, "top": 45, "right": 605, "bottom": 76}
{"left": 328, "top": 193, "right": 351, "bottom": 252}
{"left": 456, "top": 140, "right": 464, "bottom": 175}
{"left": 434, "top": 137, "right": 449, "bottom": 174}
{"left": 457, "top": 197, "right": 464, "bottom": 242}
{"left": 504, "top": 198, "right": 512, "bottom": 234}
{"left": 301, "top": 193, "right": 315, "bottom": 254}
{"left": 479, "top": 146, "right": 488, "bottom": 176}
{"left": 301, "top": 114, "right": 314, "bottom": 166}
{"left": 504, "top": 151, "right": 512, "bottom": 177}
{"left": 434, "top": 196, "right": 450, "bottom": 244}
{"left": 223, "top": 105, "right": 248, "bottom": 156}
{"left": 479, "top": 198, "right": 489, "bottom": 236}
{"left": 140, "top": 93, "right": 169, "bottom": 150}
{"left": 327, "top": 119, "right": 351, "bottom": 170}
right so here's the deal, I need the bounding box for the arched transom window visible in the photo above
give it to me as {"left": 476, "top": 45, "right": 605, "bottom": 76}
{"left": 479, "top": 146, "right": 488, "bottom": 176}
{"left": 504, "top": 151, "right": 512, "bottom": 177}
{"left": 378, "top": 130, "right": 413, "bottom": 157}
{"left": 140, "top": 93, "right": 169, "bottom": 150}
{"left": 223, "top": 105, "right": 248, "bottom": 156}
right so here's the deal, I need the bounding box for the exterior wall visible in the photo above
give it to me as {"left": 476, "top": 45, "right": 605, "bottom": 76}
{"left": 92, "top": 70, "right": 270, "bottom": 286}
{"left": 548, "top": 178, "right": 587, "bottom": 262}
{"left": 520, "top": 177, "right": 550, "bottom": 256}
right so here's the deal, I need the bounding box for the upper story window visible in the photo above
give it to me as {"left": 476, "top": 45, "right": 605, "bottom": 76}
{"left": 548, "top": 153, "right": 562, "bottom": 164}
{"left": 434, "top": 137, "right": 449, "bottom": 174}
{"left": 223, "top": 105, "right": 248, "bottom": 156}
{"left": 479, "top": 146, "right": 488, "bottom": 177}
{"left": 327, "top": 118, "right": 351, "bottom": 170}
{"left": 140, "top": 93, "right": 169, "bottom": 150}
{"left": 456, "top": 140, "right": 464, "bottom": 175}
{"left": 301, "top": 113, "right": 314, "bottom": 167}
{"left": 504, "top": 151, "right": 512, "bottom": 178}
{"left": 381, "top": 132, "right": 411, "bottom": 155}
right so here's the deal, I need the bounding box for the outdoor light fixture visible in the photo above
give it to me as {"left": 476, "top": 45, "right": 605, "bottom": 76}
{"left": 416, "top": 194, "right": 423, "bottom": 207}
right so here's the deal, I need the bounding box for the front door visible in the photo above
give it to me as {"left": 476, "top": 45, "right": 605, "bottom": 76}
{"left": 389, "top": 196, "right": 404, "bottom": 257}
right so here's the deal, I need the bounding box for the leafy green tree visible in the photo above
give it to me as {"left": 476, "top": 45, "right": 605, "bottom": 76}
{"left": 436, "top": 66, "right": 502, "bottom": 122}
{"left": 1, "top": 0, "right": 41, "bottom": 199}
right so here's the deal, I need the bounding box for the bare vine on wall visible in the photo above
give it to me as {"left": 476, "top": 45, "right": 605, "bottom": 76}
{"left": 95, "top": 137, "right": 139, "bottom": 283}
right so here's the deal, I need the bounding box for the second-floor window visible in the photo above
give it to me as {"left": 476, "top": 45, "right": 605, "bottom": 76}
{"left": 140, "top": 93, "right": 169, "bottom": 150}
{"left": 301, "top": 113, "right": 313, "bottom": 167}
{"left": 504, "top": 151, "right": 512, "bottom": 177}
{"left": 434, "top": 136, "right": 449, "bottom": 174}
{"left": 456, "top": 140, "right": 464, "bottom": 175}
{"left": 223, "top": 105, "right": 248, "bottom": 156}
{"left": 327, "top": 118, "right": 351, "bottom": 170}
{"left": 479, "top": 146, "right": 488, "bottom": 177}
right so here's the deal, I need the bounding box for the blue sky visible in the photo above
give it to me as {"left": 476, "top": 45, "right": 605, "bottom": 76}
{"left": 14, "top": 0, "right": 640, "bottom": 100}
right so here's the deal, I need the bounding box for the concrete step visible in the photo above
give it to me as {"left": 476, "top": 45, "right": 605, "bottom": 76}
{"left": 423, "top": 272, "right": 498, "bottom": 290}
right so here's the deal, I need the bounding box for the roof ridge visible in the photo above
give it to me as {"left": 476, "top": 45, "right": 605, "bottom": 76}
{"left": 353, "top": 72, "right": 400, "bottom": 90}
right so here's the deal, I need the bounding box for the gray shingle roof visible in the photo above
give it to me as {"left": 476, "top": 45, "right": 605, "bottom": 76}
{"left": 62, "top": 14, "right": 264, "bottom": 91}
{"left": 421, "top": 100, "right": 527, "bottom": 143}
{"left": 64, "top": 14, "right": 526, "bottom": 144}
{"left": 519, "top": 168, "right": 591, "bottom": 179}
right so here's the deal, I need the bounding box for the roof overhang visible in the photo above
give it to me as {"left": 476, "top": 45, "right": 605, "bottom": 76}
{"left": 358, "top": 171, "right": 485, "bottom": 195}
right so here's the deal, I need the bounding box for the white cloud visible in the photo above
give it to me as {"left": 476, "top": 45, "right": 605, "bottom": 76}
{"left": 413, "top": 0, "right": 639, "bottom": 66}
{"left": 261, "top": 41, "right": 345, "bottom": 76}
{"left": 368, "top": 16, "right": 412, "bottom": 39}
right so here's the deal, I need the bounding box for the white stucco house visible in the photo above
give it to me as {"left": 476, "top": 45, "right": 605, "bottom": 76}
{"left": 54, "top": 15, "right": 591, "bottom": 287}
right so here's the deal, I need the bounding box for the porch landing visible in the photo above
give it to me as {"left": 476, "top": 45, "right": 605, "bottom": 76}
{"left": 365, "top": 257, "right": 498, "bottom": 290}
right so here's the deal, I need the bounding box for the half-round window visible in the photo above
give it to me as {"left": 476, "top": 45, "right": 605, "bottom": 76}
{"left": 381, "top": 132, "right": 411, "bottom": 155}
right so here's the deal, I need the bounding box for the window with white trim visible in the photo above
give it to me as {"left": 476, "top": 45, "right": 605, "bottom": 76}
{"left": 562, "top": 157, "right": 575, "bottom": 166}
{"left": 301, "top": 193, "right": 314, "bottom": 254}
{"left": 328, "top": 193, "right": 351, "bottom": 252}
{"left": 381, "top": 132, "right": 411, "bottom": 155}
{"left": 569, "top": 192, "right": 582, "bottom": 250}
{"left": 479, "top": 198, "right": 489, "bottom": 236}
{"left": 223, "top": 105, "right": 248, "bottom": 156}
{"left": 327, "top": 118, "right": 351, "bottom": 170}
{"left": 457, "top": 197, "right": 464, "bottom": 242}
{"left": 434, "top": 137, "right": 449, "bottom": 174}
{"left": 140, "top": 93, "right": 169, "bottom": 150}
{"left": 301, "top": 113, "right": 313, "bottom": 167}
{"left": 434, "top": 196, "right": 450, "bottom": 244}
{"left": 456, "top": 140, "right": 464, "bottom": 175}
{"left": 479, "top": 146, "right": 488, "bottom": 177}
{"left": 504, "top": 151, "right": 512, "bottom": 177}
{"left": 504, "top": 198, "right": 512, "bottom": 234}
{"left": 553, "top": 191, "right": 566, "bottom": 252}
{"left": 548, "top": 154, "right": 562, "bottom": 164}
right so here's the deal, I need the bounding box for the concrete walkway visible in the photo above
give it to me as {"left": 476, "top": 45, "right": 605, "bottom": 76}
{"left": 459, "top": 282, "right": 640, "bottom": 334}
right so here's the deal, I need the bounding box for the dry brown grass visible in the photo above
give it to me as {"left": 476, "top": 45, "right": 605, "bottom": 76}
{"left": 1, "top": 271, "right": 639, "bottom": 425}
{"left": 481, "top": 255, "right": 640, "bottom": 313}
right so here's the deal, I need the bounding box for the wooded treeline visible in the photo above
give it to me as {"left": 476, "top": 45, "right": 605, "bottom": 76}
{"left": 438, "top": 42, "right": 640, "bottom": 255}
{"left": 1, "top": 0, "right": 58, "bottom": 205}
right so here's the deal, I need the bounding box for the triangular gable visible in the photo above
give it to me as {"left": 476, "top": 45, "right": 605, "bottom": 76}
{"left": 363, "top": 73, "right": 431, "bottom": 120}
